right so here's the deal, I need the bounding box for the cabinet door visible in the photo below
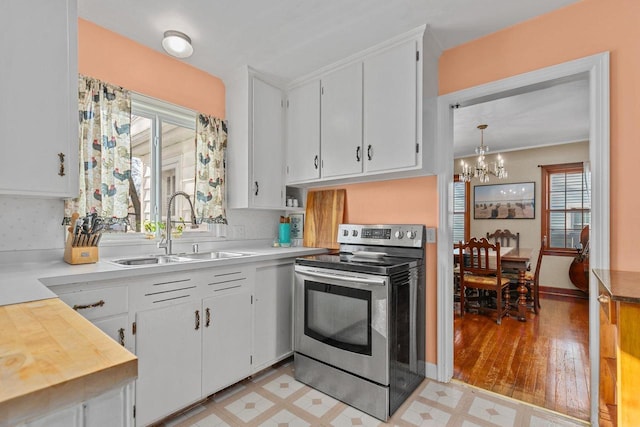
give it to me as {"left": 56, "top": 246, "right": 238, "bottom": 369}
{"left": 84, "top": 382, "right": 134, "bottom": 427}
{"left": 202, "top": 288, "right": 252, "bottom": 396}
{"left": 24, "top": 404, "right": 82, "bottom": 427}
{"left": 93, "top": 314, "right": 133, "bottom": 353}
{"left": 321, "top": 62, "right": 363, "bottom": 178}
{"left": 0, "top": 0, "right": 78, "bottom": 197}
{"left": 134, "top": 301, "right": 202, "bottom": 427}
{"left": 286, "top": 80, "right": 321, "bottom": 183}
{"left": 252, "top": 77, "right": 284, "bottom": 209}
{"left": 363, "top": 39, "right": 419, "bottom": 173}
{"left": 252, "top": 263, "right": 294, "bottom": 371}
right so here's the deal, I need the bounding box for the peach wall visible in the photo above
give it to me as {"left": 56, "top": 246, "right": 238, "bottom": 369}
{"left": 315, "top": 176, "right": 439, "bottom": 364}
{"left": 78, "top": 19, "right": 225, "bottom": 118}
{"left": 439, "top": 0, "right": 640, "bottom": 271}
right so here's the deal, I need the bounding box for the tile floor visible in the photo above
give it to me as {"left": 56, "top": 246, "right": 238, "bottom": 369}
{"left": 158, "top": 359, "right": 589, "bottom": 427}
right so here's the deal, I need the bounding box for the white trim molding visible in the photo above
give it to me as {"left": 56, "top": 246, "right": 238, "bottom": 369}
{"left": 435, "top": 52, "right": 610, "bottom": 426}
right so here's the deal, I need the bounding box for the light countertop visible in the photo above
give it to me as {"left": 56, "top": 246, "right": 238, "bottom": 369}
{"left": 0, "top": 245, "right": 327, "bottom": 307}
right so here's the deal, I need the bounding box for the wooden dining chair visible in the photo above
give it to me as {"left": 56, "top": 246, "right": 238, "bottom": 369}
{"left": 486, "top": 229, "right": 520, "bottom": 251}
{"left": 458, "top": 238, "right": 511, "bottom": 324}
{"left": 523, "top": 243, "right": 544, "bottom": 313}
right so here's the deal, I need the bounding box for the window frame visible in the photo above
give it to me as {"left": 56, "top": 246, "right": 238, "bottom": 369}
{"left": 453, "top": 174, "right": 470, "bottom": 245}
{"left": 540, "top": 161, "right": 590, "bottom": 256}
{"left": 102, "top": 93, "right": 218, "bottom": 241}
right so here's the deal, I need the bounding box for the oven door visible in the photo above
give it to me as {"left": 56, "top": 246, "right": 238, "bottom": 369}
{"left": 294, "top": 264, "right": 389, "bottom": 385}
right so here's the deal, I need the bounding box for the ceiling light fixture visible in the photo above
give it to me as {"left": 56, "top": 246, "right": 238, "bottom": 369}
{"left": 162, "top": 30, "right": 193, "bottom": 58}
{"left": 459, "top": 124, "right": 507, "bottom": 183}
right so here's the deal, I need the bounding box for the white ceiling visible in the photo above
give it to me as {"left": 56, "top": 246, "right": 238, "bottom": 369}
{"left": 453, "top": 78, "right": 590, "bottom": 158}
{"left": 78, "top": 0, "right": 587, "bottom": 156}
{"left": 78, "top": 0, "right": 581, "bottom": 82}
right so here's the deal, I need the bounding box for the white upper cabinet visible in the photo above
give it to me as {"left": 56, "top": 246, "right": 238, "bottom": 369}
{"left": 0, "top": 0, "right": 78, "bottom": 198}
{"left": 321, "top": 62, "right": 363, "bottom": 179}
{"left": 363, "top": 39, "right": 419, "bottom": 173}
{"left": 283, "top": 26, "right": 438, "bottom": 186}
{"left": 286, "top": 80, "right": 321, "bottom": 183}
{"left": 227, "top": 68, "right": 285, "bottom": 209}
{"left": 252, "top": 77, "right": 285, "bottom": 208}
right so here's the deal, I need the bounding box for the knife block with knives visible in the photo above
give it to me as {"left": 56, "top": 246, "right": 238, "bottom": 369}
{"left": 64, "top": 212, "right": 102, "bottom": 265}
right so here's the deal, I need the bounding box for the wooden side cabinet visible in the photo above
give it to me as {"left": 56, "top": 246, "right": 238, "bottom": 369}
{"left": 594, "top": 269, "right": 640, "bottom": 427}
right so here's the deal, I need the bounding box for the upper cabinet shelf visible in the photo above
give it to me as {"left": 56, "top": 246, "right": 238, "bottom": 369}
{"left": 0, "top": 0, "right": 79, "bottom": 198}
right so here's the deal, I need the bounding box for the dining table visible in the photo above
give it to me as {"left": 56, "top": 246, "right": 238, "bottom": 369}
{"left": 501, "top": 247, "right": 534, "bottom": 321}
{"left": 454, "top": 245, "right": 534, "bottom": 322}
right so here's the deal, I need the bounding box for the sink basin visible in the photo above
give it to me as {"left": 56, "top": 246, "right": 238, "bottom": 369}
{"left": 111, "top": 255, "right": 193, "bottom": 266}
{"left": 181, "top": 251, "right": 251, "bottom": 260}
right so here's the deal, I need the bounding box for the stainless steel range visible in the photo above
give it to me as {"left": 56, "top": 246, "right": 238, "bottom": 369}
{"left": 294, "top": 224, "right": 426, "bottom": 421}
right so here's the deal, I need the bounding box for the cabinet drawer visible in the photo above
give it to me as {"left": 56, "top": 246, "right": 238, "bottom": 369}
{"left": 58, "top": 286, "right": 128, "bottom": 320}
{"left": 131, "top": 273, "right": 198, "bottom": 307}
{"left": 203, "top": 267, "right": 251, "bottom": 292}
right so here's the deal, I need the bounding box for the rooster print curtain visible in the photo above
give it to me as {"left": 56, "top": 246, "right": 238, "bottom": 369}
{"left": 194, "top": 114, "right": 227, "bottom": 223}
{"left": 64, "top": 76, "right": 131, "bottom": 222}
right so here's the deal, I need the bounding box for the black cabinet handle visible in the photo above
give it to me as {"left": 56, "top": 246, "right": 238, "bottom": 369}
{"left": 195, "top": 310, "right": 200, "bottom": 330}
{"left": 367, "top": 145, "right": 373, "bottom": 161}
{"left": 314, "top": 155, "right": 319, "bottom": 170}
{"left": 205, "top": 308, "right": 211, "bottom": 327}
{"left": 254, "top": 181, "right": 259, "bottom": 196}
{"left": 73, "top": 300, "right": 105, "bottom": 311}
{"left": 58, "top": 153, "right": 65, "bottom": 176}
{"left": 118, "top": 328, "right": 125, "bottom": 346}
{"left": 356, "top": 146, "right": 361, "bottom": 162}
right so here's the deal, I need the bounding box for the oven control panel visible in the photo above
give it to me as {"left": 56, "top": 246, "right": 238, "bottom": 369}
{"left": 337, "top": 224, "right": 424, "bottom": 247}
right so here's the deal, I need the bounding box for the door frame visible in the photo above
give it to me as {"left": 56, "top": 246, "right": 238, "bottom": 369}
{"left": 435, "top": 52, "right": 610, "bottom": 425}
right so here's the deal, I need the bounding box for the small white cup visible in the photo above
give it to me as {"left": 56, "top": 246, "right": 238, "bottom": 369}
{"left": 292, "top": 199, "right": 299, "bottom": 207}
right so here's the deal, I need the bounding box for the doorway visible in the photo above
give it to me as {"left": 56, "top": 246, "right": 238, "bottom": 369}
{"left": 435, "top": 52, "right": 610, "bottom": 425}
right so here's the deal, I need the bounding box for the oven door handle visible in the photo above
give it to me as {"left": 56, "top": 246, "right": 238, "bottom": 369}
{"left": 297, "top": 269, "right": 386, "bottom": 286}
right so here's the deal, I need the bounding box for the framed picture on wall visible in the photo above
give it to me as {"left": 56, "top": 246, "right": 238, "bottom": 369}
{"left": 474, "top": 182, "right": 535, "bottom": 219}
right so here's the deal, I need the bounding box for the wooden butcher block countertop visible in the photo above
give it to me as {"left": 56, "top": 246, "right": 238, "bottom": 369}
{"left": 0, "top": 298, "right": 137, "bottom": 426}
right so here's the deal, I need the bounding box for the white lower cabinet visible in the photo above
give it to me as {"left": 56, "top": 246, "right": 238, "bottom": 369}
{"left": 20, "top": 383, "right": 134, "bottom": 427}
{"left": 252, "top": 261, "right": 294, "bottom": 372}
{"left": 84, "top": 383, "right": 135, "bottom": 427}
{"left": 130, "top": 267, "right": 254, "bottom": 426}
{"left": 134, "top": 301, "right": 203, "bottom": 427}
{"left": 52, "top": 259, "right": 296, "bottom": 427}
{"left": 202, "top": 287, "right": 251, "bottom": 396}
{"left": 22, "top": 405, "right": 82, "bottom": 427}
{"left": 56, "top": 284, "right": 132, "bottom": 352}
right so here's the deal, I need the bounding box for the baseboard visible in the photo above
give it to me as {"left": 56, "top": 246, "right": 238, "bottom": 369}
{"left": 539, "top": 285, "right": 588, "bottom": 299}
{"left": 425, "top": 361, "right": 438, "bottom": 381}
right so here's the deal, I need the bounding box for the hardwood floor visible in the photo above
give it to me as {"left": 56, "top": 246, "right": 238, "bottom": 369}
{"left": 454, "top": 295, "right": 590, "bottom": 421}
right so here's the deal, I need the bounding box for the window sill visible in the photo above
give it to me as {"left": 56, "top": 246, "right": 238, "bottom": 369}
{"left": 542, "top": 249, "right": 580, "bottom": 257}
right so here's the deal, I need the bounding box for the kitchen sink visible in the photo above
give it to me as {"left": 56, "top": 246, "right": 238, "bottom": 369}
{"left": 180, "top": 251, "right": 251, "bottom": 260}
{"left": 111, "top": 255, "right": 194, "bottom": 266}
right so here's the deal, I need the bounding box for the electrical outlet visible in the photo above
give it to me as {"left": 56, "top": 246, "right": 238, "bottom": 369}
{"left": 426, "top": 227, "right": 437, "bottom": 243}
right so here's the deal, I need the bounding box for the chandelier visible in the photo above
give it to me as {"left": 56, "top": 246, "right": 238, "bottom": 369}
{"left": 459, "top": 124, "right": 508, "bottom": 183}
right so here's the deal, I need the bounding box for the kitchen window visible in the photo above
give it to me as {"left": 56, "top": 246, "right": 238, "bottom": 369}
{"left": 541, "top": 162, "right": 590, "bottom": 255}
{"left": 453, "top": 175, "right": 470, "bottom": 245}
{"left": 126, "top": 94, "right": 200, "bottom": 235}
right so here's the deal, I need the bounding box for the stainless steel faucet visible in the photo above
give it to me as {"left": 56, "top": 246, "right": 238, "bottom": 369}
{"left": 158, "top": 191, "right": 198, "bottom": 255}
